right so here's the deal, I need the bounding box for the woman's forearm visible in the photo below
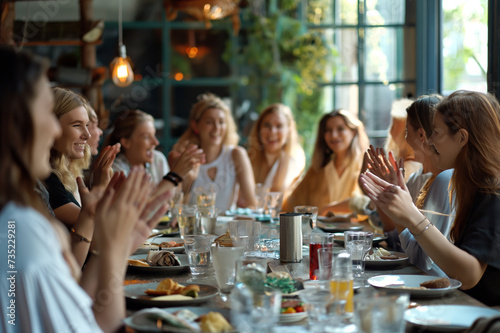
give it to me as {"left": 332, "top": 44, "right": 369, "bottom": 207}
{"left": 403, "top": 214, "right": 487, "bottom": 289}
{"left": 70, "top": 209, "right": 94, "bottom": 267}
{"left": 83, "top": 246, "right": 128, "bottom": 333}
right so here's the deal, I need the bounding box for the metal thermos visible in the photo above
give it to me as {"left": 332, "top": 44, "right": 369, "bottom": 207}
{"left": 279, "top": 213, "right": 303, "bottom": 263}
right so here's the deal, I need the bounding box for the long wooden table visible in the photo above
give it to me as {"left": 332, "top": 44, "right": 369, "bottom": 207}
{"left": 125, "top": 219, "right": 489, "bottom": 333}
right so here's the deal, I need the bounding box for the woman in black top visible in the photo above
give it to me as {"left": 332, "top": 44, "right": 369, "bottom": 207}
{"left": 361, "top": 90, "right": 500, "bottom": 306}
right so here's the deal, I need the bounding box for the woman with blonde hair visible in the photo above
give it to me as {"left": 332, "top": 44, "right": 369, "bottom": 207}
{"left": 175, "top": 92, "right": 257, "bottom": 211}
{"left": 44, "top": 87, "right": 93, "bottom": 226}
{"left": 284, "top": 109, "right": 369, "bottom": 213}
{"left": 247, "top": 103, "right": 305, "bottom": 201}
{"left": 384, "top": 98, "right": 422, "bottom": 181}
{"left": 361, "top": 90, "right": 500, "bottom": 305}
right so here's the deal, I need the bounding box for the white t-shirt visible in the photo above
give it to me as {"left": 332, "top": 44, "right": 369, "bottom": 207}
{"left": 188, "top": 145, "right": 238, "bottom": 211}
{"left": 0, "top": 202, "right": 102, "bottom": 333}
{"left": 112, "top": 150, "right": 169, "bottom": 184}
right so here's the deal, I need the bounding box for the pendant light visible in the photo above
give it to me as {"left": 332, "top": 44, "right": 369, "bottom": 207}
{"left": 110, "top": 0, "right": 134, "bottom": 87}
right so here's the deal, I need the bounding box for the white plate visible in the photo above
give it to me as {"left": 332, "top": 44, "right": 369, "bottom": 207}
{"left": 124, "top": 307, "right": 236, "bottom": 332}
{"left": 405, "top": 305, "right": 500, "bottom": 332}
{"left": 279, "top": 311, "right": 308, "bottom": 323}
{"left": 364, "top": 251, "right": 409, "bottom": 268}
{"left": 367, "top": 275, "right": 461, "bottom": 298}
{"left": 127, "top": 254, "right": 190, "bottom": 275}
{"left": 135, "top": 237, "right": 184, "bottom": 254}
{"left": 124, "top": 282, "right": 219, "bottom": 308}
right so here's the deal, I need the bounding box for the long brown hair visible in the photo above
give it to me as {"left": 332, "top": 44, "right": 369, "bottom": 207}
{"left": 247, "top": 103, "right": 303, "bottom": 183}
{"left": 408, "top": 95, "right": 443, "bottom": 208}
{"left": 104, "top": 109, "right": 154, "bottom": 152}
{"left": 50, "top": 87, "right": 91, "bottom": 194}
{"left": 407, "top": 94, "right": 442, "bottom": 139}
{"left": 311, "top": 109, "right": 369, "bottom": 171}
{"left": 436, "top": 91, "right": 500, "bottom": 241}
{"left": 177, "top": 93, "right": 239, "bottom": 147}
{"left": 0, "top": 46, "right": 50, "bottom": 214}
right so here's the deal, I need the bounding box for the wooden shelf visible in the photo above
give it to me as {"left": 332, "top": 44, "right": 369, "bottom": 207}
{"left": 18, "top": 39, "right": 102, "bottom": 46}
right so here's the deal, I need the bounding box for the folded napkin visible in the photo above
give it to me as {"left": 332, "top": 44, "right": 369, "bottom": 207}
{"left": 126, "top": 308, "right": 199, "bottom": 332}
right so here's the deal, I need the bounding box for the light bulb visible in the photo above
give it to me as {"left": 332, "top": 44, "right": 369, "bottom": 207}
{"left": 110, "top": 45, "right": 134, "bottom": 87}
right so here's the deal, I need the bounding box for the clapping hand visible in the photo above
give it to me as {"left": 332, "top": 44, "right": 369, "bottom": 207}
{"left": 92, "top": 167, "right": 151, "bottom": 253}
{"left": 364, "top": 145, "right": 402, "bottom": 186}
{"left": 168, "top": 141, "right": 205, "bottom": 179}
{"left": 359, "top": 170, "right": 419, "bottom": 228}
{"left": 92, "top": 143, "right": 121, "bottom": 188}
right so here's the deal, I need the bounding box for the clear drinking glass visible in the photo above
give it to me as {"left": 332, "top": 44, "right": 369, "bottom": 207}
{"left": 264, "top": 192, "right": 283, "bottom": 223}
{"left": 354, "top": 290, "right": 410, "bottom": 333}
{"left": 254, "top": 183, "right": 268, "bottom": 216}
{"left": 173, "top": 204, "right": 200, "bottom": 237}
{"left": 168, "top": 186, "right": 184, "bottom": 212}
{"left": 211, "top": 244, "right": 245, "bottom": 292}
{"left": 231, "top": 284, "right": 281, "bottom": 333}
{"left": 182, "top": 234, "right": 213, "bottom": 275}
{"left": 299, "top": 280, "right": 334, "bottom": 332}
{"left": 228, "top": 220, "right": 261, "bottom": 254}
{"left": 194, "top": 183, "right": 216, "bottom": 208}
{"left": 235, "top": 256, "right": 267, "bottom": 292}
{"left": 198, "top": 206, "right": 220, "bottom": 234}
{"left": 344, "top": 231, "right": 372, "bottom": 278}
{"left": 309, "top": 231, "right": 334, "bottom": 280}
{"left": 294, "top": 205, "right": 319, "bottom": 230}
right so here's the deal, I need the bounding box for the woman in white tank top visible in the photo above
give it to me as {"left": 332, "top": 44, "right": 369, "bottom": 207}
{"left": 174, "top": 93, "right": 257, "bottom": 211}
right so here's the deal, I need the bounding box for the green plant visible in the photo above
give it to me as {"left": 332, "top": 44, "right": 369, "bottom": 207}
{"left": 226, "top": 2, "right": 338, "bottom": 160}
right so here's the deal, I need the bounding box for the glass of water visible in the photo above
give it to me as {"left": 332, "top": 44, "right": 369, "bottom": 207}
{"left": 344, "top": 231, "right": 373, "bottom": 278}
{"left": 231, "top": 284, "right": 281, "bottom": 333}
{"left": 264, "top": 192, "right": 283, "bottom": 223}
{"left": 183, "top": 234, "right": 213, "bottom": 275}
{"left": 173, "top": 204, "right": 200, "bottom": 237}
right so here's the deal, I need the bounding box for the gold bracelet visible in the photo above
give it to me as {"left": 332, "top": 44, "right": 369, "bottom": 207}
{"left": 70, "top": 228, "right": 92, "bottom": 243}
{"left": 413, "top": 221, "right": 434, "bottom": 238}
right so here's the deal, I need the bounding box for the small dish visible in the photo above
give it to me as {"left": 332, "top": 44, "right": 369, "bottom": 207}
{"left": 124, "top": 307, "right": 236, "bottom": 332}
{"left": 127, "top": 254, "right": 190, "bottom": 275}
{"left": 364, "top": 251, "right": 409, "bottom": 268}
{"left": 279, "top": 311, "right": 308, "bottom": 323}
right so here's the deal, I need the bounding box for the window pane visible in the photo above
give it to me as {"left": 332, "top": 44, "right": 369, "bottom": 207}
{"left": 365, "top": 27, "right": 408, "bottom": 82}
{"left": 442, "top": 0, "right": 487, "bottom": 93}
{"left": 310, "top": 28, "right": 336, "bottom": 83}
{"left": 335, "top": 85, "right": 359, "bottom": 113}
{"left": 366, "top": 0, "right": 406, "bottom": 26}
{"left": 307, "top": 0, "right": 334, "bottom": 25}
{"left": 335, "top": 0, "right": 358, "bottom": 25}
{"left": 334, "top": 28, "right": 359, "bottom": 82}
